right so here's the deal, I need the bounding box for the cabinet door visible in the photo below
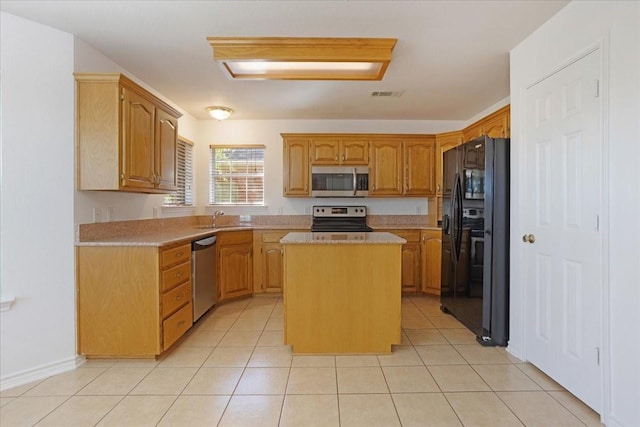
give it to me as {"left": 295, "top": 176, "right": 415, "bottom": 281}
{"left": 261, "top": 243, "right": 284, "bottom": 293}
{"left": 341, "top": 138, "right": 369, "bottom": 165}
{"left": 401, "top": 242, "right": 421, "bottom": 293}
{"left": 283, "top": 139, "right": 310, "bottom": 196}
{"left": 405, "top": 138, "right": 436, "bottom": 196}
{"left": 219, "top": 244, "right": 253, "bottom": 301}
{"left": 121, "top": 88, "right": 156, "bottom": 190}
{"left": 155, "top": 109, "right": 178, "bottom": 191}
{"left": 435, "top": 132, "right": 464, "bottom": 195}
{"left": 463, "top": 142, "right": 485, "bottom": 169}
{"left": 421, "top": 230, "right": 442, "bottom": 295}
{"left": 370, "top": 140, "right": 403, "bottom": 196}
{"left": 481, "top": 106, "right": 510, "bottom": 138}
{"left": 310, "top": 138, "right": 340, "bottom": 165}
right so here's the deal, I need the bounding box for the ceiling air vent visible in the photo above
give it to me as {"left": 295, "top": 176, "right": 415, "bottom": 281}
{"left": 371, "top": 90, "right": 404, "bottom": 97}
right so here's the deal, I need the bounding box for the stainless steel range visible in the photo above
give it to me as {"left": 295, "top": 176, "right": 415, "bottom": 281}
{"left": 310, "top": 205, "right": 373, "bottom": 232}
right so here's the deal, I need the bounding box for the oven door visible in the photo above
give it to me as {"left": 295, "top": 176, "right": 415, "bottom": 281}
{"left": 311, "top": 166, "right": 369, "bottom": 197}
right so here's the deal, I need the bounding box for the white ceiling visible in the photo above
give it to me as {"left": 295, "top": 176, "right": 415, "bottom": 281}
{"left": 1, "top": 0, "right": 569, "bottom": 121}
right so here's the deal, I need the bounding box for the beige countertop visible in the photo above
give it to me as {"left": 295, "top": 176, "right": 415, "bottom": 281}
{"left": 280, "top": 232, "right": 407, "bottom": 245}
{"left": 76, "top": 217, "right": 438, "bottom": 247}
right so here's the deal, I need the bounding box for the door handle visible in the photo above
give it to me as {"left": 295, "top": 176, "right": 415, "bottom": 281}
{"left": 522, "top": 234, "right": 536, "bottom": 243}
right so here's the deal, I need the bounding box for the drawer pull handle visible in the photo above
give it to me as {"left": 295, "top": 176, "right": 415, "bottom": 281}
{"left": 176, "top": 295, "right": 182, "bottom": 300}
{"left": 175, "top": 272, "right": 183, "bottom": 278}
{"left": 177, "top": 320, "right": 185, "bottom": 327}
{"left": 175, "top": 252, "right": 183, "bottom": 258}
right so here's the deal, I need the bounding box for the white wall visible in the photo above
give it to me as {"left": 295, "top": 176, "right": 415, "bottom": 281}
{"left": 510, "top": 2, "right": 639, "bottom": 426}
{"left": 197, "top": 119, "right": 466, "bottom": 216}
{"left": 0, "top": 12, "right": 78, "bottom": 387}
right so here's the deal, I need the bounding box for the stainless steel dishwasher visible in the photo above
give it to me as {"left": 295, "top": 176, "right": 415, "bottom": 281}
{"left": 192, "top": 236, "right": 217, "bottom": 321}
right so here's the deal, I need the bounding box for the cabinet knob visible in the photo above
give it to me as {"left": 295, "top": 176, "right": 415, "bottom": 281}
{"left": 335, "top": 155, "right": 338, "bottom": 162}
{"left": 175, "top": 271, "right": 183, "bottom": 277}
{"left": 175, "top": 252, "right": 183, "bottom": 258}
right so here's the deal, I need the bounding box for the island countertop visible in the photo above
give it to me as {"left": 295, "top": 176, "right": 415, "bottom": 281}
{"left": 280, "top": 231, "right": 407, "bottom": 245}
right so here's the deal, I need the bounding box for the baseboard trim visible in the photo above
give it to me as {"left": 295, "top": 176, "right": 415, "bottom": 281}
{"left": 0, "top": 354, "right": 86, "bottom": 392}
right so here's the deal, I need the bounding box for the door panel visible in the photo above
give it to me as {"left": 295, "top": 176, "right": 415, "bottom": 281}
{"left": 523, "top": 49, "right": 602, "bottom": 411}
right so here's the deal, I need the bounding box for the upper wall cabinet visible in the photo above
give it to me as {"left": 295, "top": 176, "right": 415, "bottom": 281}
{"left": 75, "top": 73, "right": 182, "bottom": 193}
{"left": 463, "top": 105, "right": 510, "bottom": 142}
{"left": 310, "top": 136, "right": 369, "bottom": 165}
{"left": 435, "top": 131, "right": 464, "bottom": 196}
{"left": 282, "top": 136, "right": 310, "bottom": 196}
{"left": 370, "top": 136, "right": 436, "bottom": 197}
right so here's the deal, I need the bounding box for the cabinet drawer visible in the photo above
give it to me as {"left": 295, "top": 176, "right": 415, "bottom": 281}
{"left": 161, "top": 243, "right": 191, "bottom": 268}
{"left": 162, "top": 281, "right": 191, "bottom": 318}
{"left": 218, "top": 230, "right": 253, "bottom": 245}
{"left": 163, "top": 302, "right": 192, "bottom": 350}
{"left": 161, "top": 261, "right": 191, "bottom": 292}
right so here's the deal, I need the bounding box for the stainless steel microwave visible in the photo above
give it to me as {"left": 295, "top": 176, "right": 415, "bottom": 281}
{"left": 311, "top": 166, "right": 369, "bottom": 197}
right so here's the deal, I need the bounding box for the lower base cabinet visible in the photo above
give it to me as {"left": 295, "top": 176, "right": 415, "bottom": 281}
{"left": 381, "top": 230, "right": 421, "bottom": 294}
{"left": 253, "top": 230, "right": 306, "bottom": 294}
{"left": 76, "top": 242, "right": 193, "bottom": 358}
{"left": 218, "top": 230, "right": 253, "bottom": 301}
{"left": 421, "top": 229, "right": 442, "bottom": 295}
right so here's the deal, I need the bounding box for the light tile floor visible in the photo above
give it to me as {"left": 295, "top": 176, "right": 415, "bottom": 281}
{"left": 0, "top": 295, "right": 603, "bottom": 427}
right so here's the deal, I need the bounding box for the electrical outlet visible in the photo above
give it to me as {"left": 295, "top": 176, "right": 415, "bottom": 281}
{"left": 277, "top": 207, "right": 284, "bottom": 215}
{"left": 304, "top": 207, "right": 311, "bottom": 215}
{"left": 153, "top": 207, "right": 160, "bottom": 218}
{"left": 92, "top": 208, "right": 102, "bottom": 223}
{"left": 106, "top": 207, "right": 114, "bottom": 222}
{"left": 416, "top": 206, "right": 422, "bottom": 214}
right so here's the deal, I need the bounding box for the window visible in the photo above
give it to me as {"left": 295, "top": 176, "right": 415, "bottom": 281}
{"left": 164, "top": 137, "right": 194, "bottom": 206}
{"left": 210, "top": 145, "right": 265, "bottom": 205}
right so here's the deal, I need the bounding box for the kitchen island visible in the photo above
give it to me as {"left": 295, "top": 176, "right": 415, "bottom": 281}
{"left": 281, "top": 232, "right": 406, "bottom": 354}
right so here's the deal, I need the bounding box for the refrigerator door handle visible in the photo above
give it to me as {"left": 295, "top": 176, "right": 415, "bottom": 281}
{"left": 443, "top": 214, "right": 450, "bottom": 235}
{"left": 451, "top": 173, "right": 463, "bottom": 262}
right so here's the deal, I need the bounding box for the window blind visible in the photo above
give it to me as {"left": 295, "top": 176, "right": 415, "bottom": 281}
{"left": 210, "top": 145, "right": 265, "bottom": 205}
{"left": 164, "top": 138, "right": 193, "bottom": 206}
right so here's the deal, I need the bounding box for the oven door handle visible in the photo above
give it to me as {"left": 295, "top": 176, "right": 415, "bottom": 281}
{"left": 353, "top": 168, "right": 357, "bottom": 196}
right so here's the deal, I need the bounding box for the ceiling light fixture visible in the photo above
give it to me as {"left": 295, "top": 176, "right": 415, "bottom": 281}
{"left": 207, "top": 37, "right": 397, "bottom": 81}
{"left": 206, "top": 106, "right": 233, "bottom": 120}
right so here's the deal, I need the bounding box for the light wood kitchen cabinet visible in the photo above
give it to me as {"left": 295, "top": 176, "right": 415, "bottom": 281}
{"left": 382, "top": 229, "right": 421, "bottom": 293}
{"left": 77, "top": 242, "right": 192, "bottom": 357}
{"left": 75, "top": 73, "right": 181, "bottom": 193}
{"left": 341, "top": 138, "right": 370, "bottom": 165}
{"left": 310, "top": 136, "right": 369, "bottom": 165}
{"left": 435, "top": 131, "right": 464, "bottom": 196}
{"left": 253, "top": 231, "right": 285, "bottom": 293}
{"left": 218, "top": 230, "right": 253, "bottom": 301}
{"left": 421, "top": 229, "right": 442, "bottom": 296}
{"left": 253, "top": 230, "right": 305, "bottom": 294}
{"left": 371, "top": 137, "right": 436, "bottom": 197}
{"left": 462, "top": 104, "right": 510, "bottom": 142}
{"left": 404, "top": 137, "right": 436, "bottom": 196}
{"left": 370, "top": 139, "right": 404, "bottom": 196}
{"left": 282, "top": 137, "right": 310, "bottom": 196}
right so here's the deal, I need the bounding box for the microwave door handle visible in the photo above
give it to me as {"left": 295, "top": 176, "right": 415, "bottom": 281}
{"left": 353, "top": 168, "right": 357, "bottom": 196}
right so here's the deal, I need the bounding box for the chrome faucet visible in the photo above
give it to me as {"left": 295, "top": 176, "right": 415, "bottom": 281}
{"left": 212, "top": 209, "right": 224, "bottom": 226}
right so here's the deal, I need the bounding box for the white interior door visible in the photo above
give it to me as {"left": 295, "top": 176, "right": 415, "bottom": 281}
{"left": 523, "top": 49, "right": 602, "bottom": 412}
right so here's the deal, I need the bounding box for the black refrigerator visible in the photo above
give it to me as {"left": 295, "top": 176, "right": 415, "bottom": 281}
{"left": 440, "top": 136, "right": 509, "bottom": 346}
